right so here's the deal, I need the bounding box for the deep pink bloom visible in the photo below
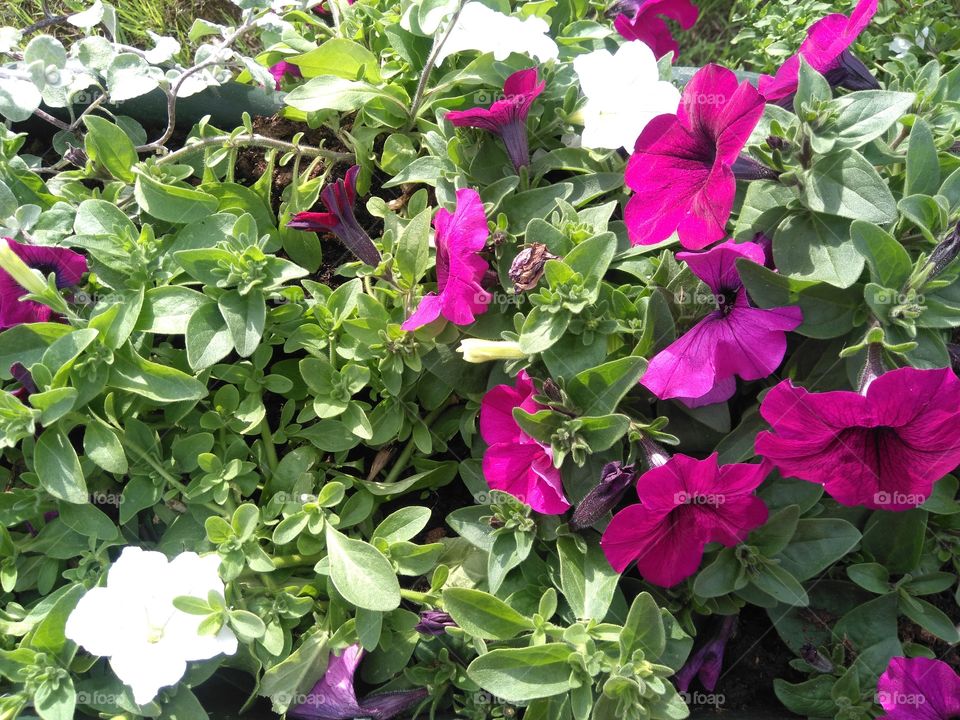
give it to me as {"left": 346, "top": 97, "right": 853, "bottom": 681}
{"left": 601, "top": 453, "right": 768, "bottom": 587}
{"left": 288, "top": 166, "right": 381, "bottom": 267}
{"left": 0, "top": 238, "right": 86, "bottom": 329}
{"left": 268, "top": 60, "right": 302, "bottom": 90}
{"left": 479, "top": 370, "right": 570, "bottom": 515}
{"left": 445, "top": 68, "right": 544, "bottom": 173}
{"left": 613, "top": 0, "right": 699, "bottom": 60}
{"left": 877, "top": 656, "right": 960, "bottom": 720}
{"left": 759, "top": 0, "right": 879, "bottom": 103}
{"left": 756, "top": 366, "right": 960, "bottom": 511}
{"left": 401, "top": 188, "right": 491, "bottom": 330}
{"left": 289, "top": 644, "right": 427, "bottom": 720}
{"left": 641, "top": 239, "right": 802, "bottom": 407}
{"left": 675, "top": 615, "right": 736, "bottom": 692}
{"left": 624, "top": 65, "right": 765, "bottom": 250}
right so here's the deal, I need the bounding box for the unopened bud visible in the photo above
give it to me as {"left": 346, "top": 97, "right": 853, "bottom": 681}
{"left": 509, "top": 243, "right": 557, "bottom": 292}
{"left": 569, "top": 462, "right": 637, "bottom": 531}
{"left": 457, "top": 339, "right": 526, "bottom": 363}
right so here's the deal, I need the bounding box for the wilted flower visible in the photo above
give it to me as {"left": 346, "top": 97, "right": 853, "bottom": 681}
{"left": 480, "top": 370, "right": 570, "bottom": 515}
{"left": 436, "top": 3, "right": 559, "bottom": 64}
{"left": 569, "top": 461, "right": 638, "bottom": 531}
{"left": 756, "top": 366, "right": 960, "bottom": 511}
{"left": 509, "top": 242, "right": 556, "bottom": 292}
{"left": 268, "top": 60, "right": 302, "bottom": 89}
{"left": 876, "top": 656, "right": 960, "bottom": 720}
{"left": 675, "top": 615, "right": 737, "bottom": 692}
{"left": 758, "top": 0, "right": 879, "bottom": 104}
{"left": 457, "top": 339, "right": 526, "bottom": 363}
{"left": 289, "top": 644, "right": 427, "bottom": 719}
{"left": 414, "top": 610, "right": 458, "bottom": 635}
{"left": 624, "top": 64, "right": 765, "bottom": 249}
{"left": 65, "top": 547, "right": 238, "bottom": 705}
{"left": 612, "top": 0, "right": 699, "bottom": 60}
{"left": 800, "top": 643, "right": 834, "bottom": 673}
{"left": 641, "top": 239, "right": 802, "bottom": 407}
{"left": 573, "top": 41, "right": 681, "bottom": 153}
{"left": 402, "top": 188, "right": 491, "bottom": 330}
{"left": 63, "top": 144, "right": 88, "bottom": 167}
{"left": 288, "top": 166, "right": 381, "bottom": 267}
{"left": 446, "top": 68, "right": 544, "bottom": 173}
{"left": 0, "top": 237, "right": 87, "bottom": 329}
{"left": 601, "top": 453, "right": 768, "bottom": 587}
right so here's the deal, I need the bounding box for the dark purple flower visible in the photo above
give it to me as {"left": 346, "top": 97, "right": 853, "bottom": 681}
{"left": 10, "top": 362, "right": 36, "bottom": 402}
{"left": 287, "top": 166, "right": 381, "bottom": 267}
{"left": 0, "top": 238, "right": 86, "bottom": 329}
{"left": 446, "top": 68, "right": 544, "bottom": 173}
{"left": 675, "top": 615, "right": 736, "bottom": 692}
{"left": 269, "top": 60, "right": 302, "bottom": 90}
{"left": 569, "top": 462, "right": 638, "bottom": 531}
{"left": 414, "top": 610, "right": 457, "bottom": 636}
{"left": 289, "top": 644, "right": 427, "bottom": 720}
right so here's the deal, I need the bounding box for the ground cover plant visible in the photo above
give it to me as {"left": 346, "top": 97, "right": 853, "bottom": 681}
{"left": 0, "top": 0, "right": 959, "bottom": 718}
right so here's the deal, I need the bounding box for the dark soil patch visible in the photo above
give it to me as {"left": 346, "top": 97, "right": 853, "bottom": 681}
{"left": 898, "top": 589, "right": 960, "bottom": 672}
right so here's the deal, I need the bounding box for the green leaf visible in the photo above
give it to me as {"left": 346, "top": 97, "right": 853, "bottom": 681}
{"left": 372, "top": 506, "right": 431, "bottom": 544}
{"left": 442, "top": 588, "right": 534, "bottom": 640}
{"left": 862, "top": 509, "right": 926, "bottom": 574}
{"left": 519, "top": 307, "right": 571, "bottom": 354}
{"left": 82, "top": 421, "right": 127, "bottom": 474}
{"left": 133, "top": 169, "right": 220, "bottom": 224}
{"left": 802, "top": 148, "right": 897, "bottom": 223}
{"left": 186, "top": 302, "right": 234, "bottom": 371}
{"left": 285, "top": 76, "right": 386, "bottom": 112}
{"left": 567, "top": 356, "right": 645, "bottom": 416}
{"left": 218, "top": 289, "right": 265, "bottom": 358}
{"left": 502, "top": 183, "right": 574, "bottom": 233}
{"left": 82, "top": 115, "right": 137, "bottom": 183}
{"left": 59, "top": 502, "right": 118, "bottom": 541}
{"left": 620, "top": 592, "right": 665, "bottom": 661}
{"left": 752, "top": 562, "right": 809, "bottom": 606}
{"left": 467, "top": 644, "right": 572, "bottom": 702}
{"left": 556, "top": 536, "right": 619, "bottom": 621}
{"left": 773, "top": 212, "right": 863, "bottom": 288}
{"left": 110, "top": 345, "right": 206, "bottom": 402}
{"left": 259, "top": 631, "right": 329, "bottom": 714}
{"left": 775, "top": 518, "right": 861, "bottom": 581}
{"left": 396, "top": 207, "right": 431, "bottom": 285}
{"left": 34, "top": 428, "right": 87, "bottom": 504}
{"left": 849, "top": 220, "right": 912, "bottom": 288}
{"left": 899, "top": 595, "right": 959, "bottom": 643}
{"left": 816, "top": 91, "right": 915, "bottom": 151}
{"left": 904, "top": 117, "right": 939, "bottom": 197}
{"left": 693, "top": 547, "right": 742, "bottom": 598}
{"left": 292, "top": 39, "right": 381, "bottom": 82}
{"left": 136, "top": 286, "right": 210, "bottom": 334}
{"left": 324, "top": 526, "right": 400, "bottom": 611}
{"left": 774, "top": 676, "right": 836, "bottom": 718}
{"left": 793, "top": 57, "right": 831, "bottom": 117}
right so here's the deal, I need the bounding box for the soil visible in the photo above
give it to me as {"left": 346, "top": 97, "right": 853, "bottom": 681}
{"left": 898, "top": 589, "right": 960, "bottom": 672}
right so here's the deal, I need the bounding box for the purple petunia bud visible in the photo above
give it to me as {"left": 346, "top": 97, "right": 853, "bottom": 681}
{"left": 928, "top": 222, "right": 960, "bottom": 280}
{"left": 510, "top": 243, "right": 557, "bottom": 292}
{"left": 731, "top": 155, "right": 780, "bottom": 182}
{"left": 800, "top": 643, "right": 834, "bottom": 673}
{"left": 64, "top": 144, "right": 88, "bottom": 168}
{"left": 823, "top": 49, "right": 880, "bottom": 92}
{"left": 414, "top": 611, "right": 457, "bottom": 636}
{"left": 675, "top": 615, "right": 737, "bottom": 693}
{"left": 569, "top": 462, "right": 638, "bottom": 531}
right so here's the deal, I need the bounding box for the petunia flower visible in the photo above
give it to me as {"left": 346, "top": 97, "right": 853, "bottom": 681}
{"left": 601, "top": 453, "right": 768, "bottom": 587}
{"left": 446, "top": 68, "right": 544, "bottom": 173}
{"left": 758, "top": 0, "right": 879, "bottom": 104}
{"left": 612, "top": 0, "right": 699, "bottom": 61}
{"left": 675, "top": 615, "right": 736, "bottom": 692}
{"left": 479, "top": 370, "right": 570, "bottom": 515}
{"left": 289, "top": 643, "right": 427, "bottom": 720}
{"left": 755, "top": 366, "right": 960, "bottom": 511}
{"left": 0, "top": 237, "right": 87, "bottom": 329}
{"left": 268, "top": 60, "right": 302, "bottom": 90}
{"left": 641, "top": 239, "right": 803, "bottom": 407}
{"left": 624, "top": 64, "right": 765, "bottom": 249}
{"left": 414, "top": 610, "right": 458, "bottom": 636}
{"left": 436, "top": 3, "right": 559, "bottom": 64}
{"left": 876, "top": 656, "right": 960, "bottom": 720}
{"left": 65, "top": 547, "right": 238, "bottom": 705}
{"left": 401, "top": 188, "right": 491, "bottom": 330}
{"left": 288, "top": 166, "right": 382, "bottom": 267}
{"left": 572, "top": 41, "right": 681, "bottom": 153}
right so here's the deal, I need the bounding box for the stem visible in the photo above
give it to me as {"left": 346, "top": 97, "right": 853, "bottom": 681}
{"left": 272, "top": 552, "right": 326, "bottom": 569}
{"left": 260, "top": 421, "right": 279, "bottom": 473}
{"left": 400, "top": 588, "right": 436, "bottom": 604}
{"left": 382, "top": 401, "right": 453, "bottom": 484}
{"left": 408, "top": 0, "right": 467, "bottom": 123}
{"left": 155, "top": 134, "right": 354, "bottom": 166}
{"left": 33, "top": 108, "right": 70, "bottom": 131}
{"left": 890, "top": 125, "right": 909, "bottom": 151}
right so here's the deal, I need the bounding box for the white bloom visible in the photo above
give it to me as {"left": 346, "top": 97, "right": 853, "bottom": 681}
{"left": 573, "top": 41, "right": 680, "bottom": 153}
{"left": 436, "top": 3, "right": 559, "bottom": 64}
{"left": 457, "top": 339, "right": 527, "bottom": 363}
{"left": 65, "top": 547, "right": 237, "bottom": 705}
{"left": 888, "top": 36, "right": 913, "bottom": 58}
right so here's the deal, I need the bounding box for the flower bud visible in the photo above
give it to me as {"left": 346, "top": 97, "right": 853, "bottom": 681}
{"left": 457, "top": 338, "right": 526, "bottom": 363}
{"left": 927, "top": 222, "right": 960, "bottom": 280}
{"left": 800, "top": 643, "right": 834, "bottom": 673}
{"left": 414, "top": 610, "right": 457, "bottom": 636}
{"left": 509, "top": 242, "right": 557, "bottom": 292}
{"left": 63, "top": 144, "right": 88, "bottom": 168}
{"left": 569, "top": 462, "right": 637, "bottom": 531}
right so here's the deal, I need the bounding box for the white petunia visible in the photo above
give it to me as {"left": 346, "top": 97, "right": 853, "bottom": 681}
{"left": 65, "top": 547, "right": 238, "bottom": 706}
{"left": 573, "top": 41, "right": 680, "bottom": 153}
{"left": 436, "top": 3, "right": 559, "bottom": 64}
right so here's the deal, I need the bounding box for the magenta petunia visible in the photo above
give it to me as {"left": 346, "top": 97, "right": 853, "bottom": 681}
{"left": 759, "top": 0, "right": 879, "bottom": 103}
{"left": 613, "top": 0, "right": 699, "bottom": 61}
{"left": 479, "top": 370, "right": 570, "bottom": 515}
{"left": 445, "top": 68, "right": 544, "bottom": 173}
{"left": 756, "top": 366, "right": 960, "bottom": 511}
{"left": 287, "top": 165, "right": 381, "bottom": 267}
{"left": 641, "top": 239, "right": 802, "bottom": 407}
{"left": 0, "top": 238, "right": 87, "bottom": 329}
{"left": 289, "top": 643, "right": 427, "bottom": 720}
{"left": 401, "top": 188, "right": 491, "bottom": 330}
{"left": 624, "top": 64, "right": 765, "bottom": 250}
{"left": 268, "top": 60, "right": 302, "bottom": 90}
{"left": 601, "top": 453, "right": 768, "bottom": 587}
{"left": 876, "top": 656, "right": 960, "bottom": 720}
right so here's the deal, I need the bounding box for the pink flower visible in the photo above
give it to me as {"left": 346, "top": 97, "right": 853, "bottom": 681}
{"left": 612, "top": 0, "right": 699, "bottom": 61}
{"left": 287, "top": 165, "right": 381, "bottom": 267}
{"left": 401, "top": 188, "right": 491, "bottom": 330}
{"left": 601, "top": 453, "right": 768, "bottom": 587}
{"left": 759, "top": 0, "right": 879, "bottom": 103}
{"left": 0, "top": 238, "right": 87, "bottom": 329}
{"left": 480, "top": 370, "right": 570, "bottom": 515}
{"left": 268, "top": 60, "right": 302, "bottom": 90}
{"left": 445, "top": 68, "right": 544, "bottom": 174}
{"left": 641, "top": 239, "right": 802, "bottom": 407}
{"left": 876, "top": 656, "right": 960, "bottom": 720}
{"left": 624, "top": 64, "right": 765, "bottom": 250}
{"left": 675, "top": 615, "right": 736, "bottom": 692}
{"left": 756, "top": 366, "right": 960, "bottom": 511}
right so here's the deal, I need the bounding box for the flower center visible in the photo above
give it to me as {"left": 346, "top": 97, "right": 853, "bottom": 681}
{"left": 146, "top": 625, "right": 165, "bottom": 643}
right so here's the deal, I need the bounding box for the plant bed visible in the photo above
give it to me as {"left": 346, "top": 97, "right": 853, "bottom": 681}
{"left": 1, "top": 1, "right": 960, "bottom": 720}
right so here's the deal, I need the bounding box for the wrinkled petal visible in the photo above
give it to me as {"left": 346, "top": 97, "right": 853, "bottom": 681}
{"left": 677, "top": 239, "right": 766, "bottom": 294}
{"left": 877, "top": 656, "right": 960, "bottom": 720}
